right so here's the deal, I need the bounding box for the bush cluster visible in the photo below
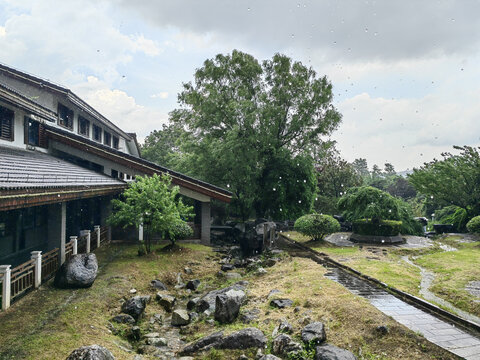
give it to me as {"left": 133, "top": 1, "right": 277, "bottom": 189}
{"left": 353, "top": 219, "right": 402, "bottom": 236}
{"left": 294, "top": 214, "right": 340, "bottom": 241}
{"left": 466, "top": 216, "right": 480, "bottom": 233}
{"left": 435, "top": 205, "right": 468, "bottom": 232}
{"left": 169, "top": 221, "right": 193, "bottom": 242}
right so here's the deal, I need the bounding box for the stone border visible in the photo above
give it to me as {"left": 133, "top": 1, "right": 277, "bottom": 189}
{"left": 278, "top": 234, "right": 480, "bottom": 336}
{"left": 349, "top": 233, "right": 405, "bottom": 244}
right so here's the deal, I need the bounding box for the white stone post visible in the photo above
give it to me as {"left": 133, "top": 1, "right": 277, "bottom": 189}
{"left": 70, "top": 236, "right": 78, "bottom": 255}
{"left": 85, "top": 230, "right": 91, "bottom": 253}
{"left": 30, "top": 251, "right": 42, "bottom": 288}
{"left": 200, "top": 201, "right": 211, "bottom": 245}
{"left": 94, "top": 225, "right": 101, "bottom": 248}
{"left": 0, "top": 265, "right": 11, "bottom": 311}
{"left": 60, "top": 202, "right": 67, "bottom": 264}
{"left": 139, "top": 223, "right": 144, "bottom": 242}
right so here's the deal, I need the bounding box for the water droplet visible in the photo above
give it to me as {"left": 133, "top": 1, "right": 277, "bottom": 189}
{"left": 291, "top": 34, "right": 295, "bottom": 39}
{"left": 303, "top": 179, "right": 306, "bottom": 183}
{"left": 298, "top": 200, "right": 302, "bottom": 203}
{"left": 365, "top": 27, "right": 368, "bottom": 33}
{"left": 315, "top": 197, "right": 318, "bottom": 201}
{"left": 388, "top": 209, "right": 392, "bottom": 213}
{"left": 247, "top": 7, "right": 250, "bottom": 11}
{"left": 430, "top": 195, "right": 434, "bottom": 199}
{"left": 226, "top": 184, "right": 230, "bottom": 188}
{"left": 273, "top": 187, "right": 276, "bottom": 191}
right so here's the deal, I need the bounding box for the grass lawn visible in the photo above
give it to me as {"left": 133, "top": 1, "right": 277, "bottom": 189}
{"left": 286, "top": 231, "right": 480, "bottom": 319}
{"left": 0, "top": 241, "right": 457, "bottom": 359}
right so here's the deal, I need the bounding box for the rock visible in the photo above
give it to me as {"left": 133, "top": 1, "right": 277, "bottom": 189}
{"left": 196, "top": 282, "right": 247, "bottom": 313}
{"left": 270, "top": 299, "right": 293, "bottom": 309}
{"left": 129, "top": 326, "right": 141, "bottom": 341}
{"left": 238, "top": 355, "right": 249, "bottom": 360}
{"left": 301, "top": 322, "right": 326, "bottom": 345}
{"left": 187, "top": 297, "right": 200, "bottom": 310}
{"left": 272, "top": 319, "right": 293, "bottom": 337}
{"left": 54, "top": 254, "right": 98, "bottom": 288}
{"left": 315, "top": 344, "right": 357, "bottom": 360}
{"left": 272, "top": 334, "right": 302, "bottom": 355}
{"left": 186, "top": 279, "right": 201, "bottom": 291}
{"left": 189, "top": 312, "right": 199, "bottom": 322}
{"left": 240, "top": 308, "right": 260, "bottom": 324}
{"left": 111, "top": 314, "right": 135, "bottom": 325}
{"left": 145, "top": 337, "right": 167, "bottom": 346}
{"left": 375, "top": 325, "right": 389, "bottom": 335}
{"left": 221, "top": 264, "right": 235, "bottom": 271}
{"left": 129, "top": 288, "right": 137, "bottom": 294}
{"left": 156, "top": 293, "right": 176, "bottom": 312}
{"left": 268, "top": 289, "right": 282, "bottom": 298}
{"left": 259, "top": 355, "right": 282, "bottom": 360}
{"left": 121, "top": 296, "right": 150, "bottom": 321}
{"left": 218, "top": 328, "right": 267, "bottom": 350}
{"left": 179, "top": 331, "right": 225, "bottom": 355}
{"left": 255, "top": 267, "right": 267, "bottom": 276}
{"left": 264, "top": 258, "right": 278, "bottom": 267}
{"left": 184, "top": 267, "right": 193, "bottom": 275}
{"left": 294, "top": 306, "right": 301, "bottom": 313}
{"left": 225, "top": 272, "right": 242, "bottom": 280}
{"left": 137, "top": 345, "right": 161, "bottom": 356}
{"left": 151, "top": 279, "right": 167, "bottom": 290}
{"left": 66, "top": 345, "right": 115, "bottom": 360}
{"left": 215, "top": 289, "right": 246, "bottom": 323}
{"left": 171, "top": 309, "right": 190, "bottom": 326}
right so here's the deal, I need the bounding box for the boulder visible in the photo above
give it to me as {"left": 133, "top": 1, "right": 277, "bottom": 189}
{"left": 66, "top": 345, "right": 115, "bottom": 360}
{"left": 270, "top": 299, "right": 293, "bottom": 309}
{"left": 184, "top": 267, "right": 193, "bottom": 275}
{"left": 111, "top": 314, "right": 135, "bottom": 325}
{"left": 218, "top": 327, "right": 267, "bottom": 350}
{"left": 186, "top": 279, "right": 201, "bottom": 291}
{"left": 301, "top": 322, "right": 326, "bottom": 345}
{"left": 54, "top": 254, "right": 98, "bottom": 288}
{"left": 179, "top": 331, "right": 225, "bottom": 355}
{"left": 187, "top": 297, "right": 200, "bottom": 311}
{"left": 171, "top": 309, "right": 190, "bottom": 326}
{"left": 151, "top": 279, "right": 167, "bottom": 290}
{"left": 240, "top": 308, "right": 260, "bottom": 324}
{"left": 121, "top": 296, "right": 150, "bottom": 321}
{"left": 255, "top": 267, "right": 267, "bottom": 276}
{"left": 214, "top": 289, "right": 246, "bottom": 323}
{"left": 272, "top": 334, "right": 302, "bottom": 355}
{"left": 315, "top": 344, "right": 357, "bottom": 360}
{"left": 156, "top": 293, "right": 176, "bottom": 312}
{"left": 196, "top": 282, "right": 247, "bottom": 313}
{"left": 221, "top": 264, "right": 235, "bottom": 272}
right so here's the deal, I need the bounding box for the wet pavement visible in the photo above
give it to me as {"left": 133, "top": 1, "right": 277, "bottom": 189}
{"left": 324, "top": 266, "right": 480, "bottom": 359}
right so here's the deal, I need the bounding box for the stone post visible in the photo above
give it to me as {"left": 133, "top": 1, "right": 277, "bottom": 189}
{"left": 94, "top": 225, "right": 101, "bottom": 248}
{"left": 30, "top": 251, "right": 42, "bottom": 288}
{"left": 70, "top": 236, "right": 78, "bottom": 255}
{"left": 0, "top": 265, "right": 11, "bottom": 311}
{"left": 200, "top": 201, "right": 211, "bottom": 245}
{"left": 139, "top": 223, "right": 144, "bottom": 242}
{"left": 85, "top": 230, "right": 91, "bottom": 253}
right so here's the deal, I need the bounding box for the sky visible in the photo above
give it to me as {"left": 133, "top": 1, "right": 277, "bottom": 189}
{"left": 0, "top": 0, "right": 479, "bottom": 172}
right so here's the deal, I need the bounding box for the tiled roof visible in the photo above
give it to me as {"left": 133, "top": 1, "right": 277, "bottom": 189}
{"left": 0, "top": 146, "right": 125, "bottom": 189}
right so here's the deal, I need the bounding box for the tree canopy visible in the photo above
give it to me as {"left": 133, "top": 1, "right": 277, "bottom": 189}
{"left": 108, "top": 174, "right": 194, "bottom": 252}
{"left": 143, "top": 50, "right": 342, "bottom": 220}
{"left": 408, "top": 146, "right": 480, "bottom": 218}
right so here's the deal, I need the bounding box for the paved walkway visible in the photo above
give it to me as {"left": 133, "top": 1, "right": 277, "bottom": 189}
{"left": 325, "top": 266, "right": 480, "bottom": 359}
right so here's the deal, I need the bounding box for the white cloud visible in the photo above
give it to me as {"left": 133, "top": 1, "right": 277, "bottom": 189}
{"left": 132, "top": 34, "right": 162, "bottom": 56}
{"left": 0, "top": 26, "right": 5, "bottom": 37}
{"left": 150, "top": 92, "right": 169, "bottom": 99}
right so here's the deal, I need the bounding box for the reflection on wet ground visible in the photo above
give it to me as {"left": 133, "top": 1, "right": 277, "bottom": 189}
{"left": 324, "top": 266, "right": 480, "bottom": 360}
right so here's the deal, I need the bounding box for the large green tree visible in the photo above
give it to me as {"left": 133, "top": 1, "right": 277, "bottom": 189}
{"left": 408, "top": 145, "right": 480, "bottom": 218}
{"left": 146, "top": 50, "right": 341, "bottom": 220}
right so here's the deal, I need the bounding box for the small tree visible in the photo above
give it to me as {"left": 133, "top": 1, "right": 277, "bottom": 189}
{"left": 108, "top": 174, "right": 194, "bottom": 253}
{"left": 294, "top": 214, "right": 340, "bottom": 241}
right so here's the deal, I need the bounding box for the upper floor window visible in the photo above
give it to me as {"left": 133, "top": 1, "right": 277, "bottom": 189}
{"left": 78, "top": 116, "right": 90, "bottom": 137}
{"left": 0, "top": 105, "right": 14, "bottom": 141}
{"left": 25, "top": 117, "right": 39, "bottom": 146}
{"left": 93, "top": 124, "right": 102, "bottom": 142}
{"left": 58, "top": 103, "right": 73, "bottom": 129}
{"left": 112, "top": 135, "right": 119, "bottom": 149}
{"left": 104, "top": 131, "right": 111, "bottom": 146}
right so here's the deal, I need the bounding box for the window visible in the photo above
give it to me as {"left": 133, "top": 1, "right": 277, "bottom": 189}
{"left": 57, "top": 103, "right": 74, "bottom": 129}
{"left": 93, "top": 124, "right": 102, "bottom": 142}
{"left": 25, "top": 117, "right": 39, "bottom": 146}
{"left": 104, "top": 131, "right": 111, "bottom": 146}
{"left": 111, "top": 169, "right": 118, "bottom": 178}
{"left": 0, "top": 105, "right": 14, "bottom": 141}
{"left": 112, "top": 135, "right": 119, "bottom": 149}
{"left": 78, "top": 116, "right": 90, "bottom": 137}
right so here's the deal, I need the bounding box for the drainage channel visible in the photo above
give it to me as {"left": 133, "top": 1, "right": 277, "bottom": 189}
{"left": 277, "top": 235, "right": 480, "bottom": 360}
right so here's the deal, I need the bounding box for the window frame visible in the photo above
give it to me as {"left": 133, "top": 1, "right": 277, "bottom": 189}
{"left": 112, "top": 135, "right": 119, "bottom": 149}
{"left": 104, "top": 130, "right": 111, "bottom": 147}
{"left": 92, "top": 124, "right": 102, "bottom": 142}
{"left": 57, "top": 103, "right": 74, "bottom": 130}
{"left": 0, "top": 104, "right": 14, "bottom": 142}
{"left": 78, "top": 115, "right": 90, "bottom": 137}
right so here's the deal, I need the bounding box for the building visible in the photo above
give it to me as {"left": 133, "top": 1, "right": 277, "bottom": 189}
{"left": 0, "top": 63, "right": 231, "bottom": 307}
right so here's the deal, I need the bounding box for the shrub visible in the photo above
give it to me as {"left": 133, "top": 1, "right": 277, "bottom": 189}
{"left": 353, "top": 219, "right": 402, "bottom": 236}
{"left": 435, "top": 205, "right": 468, "bottom": 232}
{"left": 294, "top": 214, "right": 340, "bottom": 241}
{"left": 466, "top": 216, "right": 480, "bottom": 233}
{"left": 168, "top": 221, "right": 193, "bottom": 244}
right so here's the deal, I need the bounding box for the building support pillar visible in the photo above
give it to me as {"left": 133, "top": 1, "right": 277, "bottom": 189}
{"left": 60, "top": 202, "right": 67, "bottom": 265}
{"left": 200, "top": 201, "right": 211, "bottom": 245}
{"left": 30, "top": 251, "right": 42, "bottom": 288}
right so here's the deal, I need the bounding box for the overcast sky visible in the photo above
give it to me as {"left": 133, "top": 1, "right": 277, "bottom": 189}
{"left": 1, "top": 0, "right": 479, "bottom": 171}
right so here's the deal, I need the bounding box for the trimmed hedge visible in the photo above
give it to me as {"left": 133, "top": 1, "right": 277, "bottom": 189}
{"left": 353, "top": 219, "right": 402, "bottom": 236}
{"left": 294, "top": 214, "right": 340, "bottom": 241}
{"left": 169, "top": 221, "right": 193, "bottom": 242}
{"left": 466, "top": 216, "right": 480, "bottom": 233}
